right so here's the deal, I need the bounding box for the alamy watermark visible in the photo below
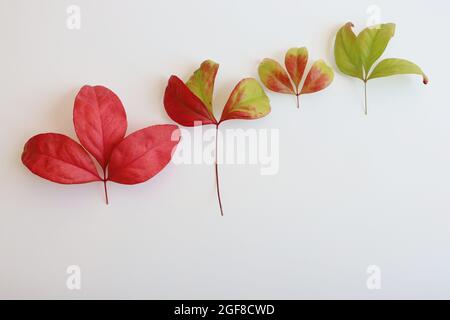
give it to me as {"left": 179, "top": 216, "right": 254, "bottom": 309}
{"left": 66, "top": 5, "right": 81, "bottom": 30}
{"left": 366, "top": 5, "right": 382, "bottom": 28}
{"left": 66, "top": 265, "right": 81, "bottom": 290}
{"left": 171, "top": 124, "right": 280, "bottom": 175}
{"left": 366, "top": 265, "right": 381, "bottom": 290}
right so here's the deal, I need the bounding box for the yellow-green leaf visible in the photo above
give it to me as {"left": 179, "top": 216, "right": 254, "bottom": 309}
{"left": 356, "top": 23, "right": 395, "bottom": 75}
{"left": 334, "top": 22, "right": 363, "bottom": 80}
{"left": 300, "top": 60, "right": 334, "bottom": 94}
{"left": 285, "top": 47, "right": 308, "bottom": 91}
{"left": 186, "top": 60, "right": 219, "bottom": 114}
{"left": 220, "top": 78, "right": 270, "bottom": 122}
{"left": 258, "top": 58, "right": 295, "bottom": 94}
{"left": 368, "top": 58, "right": 429, "bottom": 84}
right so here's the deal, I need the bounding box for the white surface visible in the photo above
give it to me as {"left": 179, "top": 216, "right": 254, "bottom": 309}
{"left": 0, "top": 0, "right": 449, "bottom": 299}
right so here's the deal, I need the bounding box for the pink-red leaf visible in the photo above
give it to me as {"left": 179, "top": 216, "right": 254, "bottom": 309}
{"left": 73, "top": 85, "right": 127, "bottom": 170}
{"left": 108, "top": 125, "right": 180, "bottom": 185}
{"left": 22, "top": 133, "right": 101, "bottom": 184}
{"left": 300, "top": 60, "right": 334, "bottom": 95}
{"left": 258, "top": 58, "right": 295, "bottom": 94}
{"left": 285, "top": 47, "right": 309, "bottom": 91}
{"left": 164, "top": 76, "right": 217, "bottom": 127}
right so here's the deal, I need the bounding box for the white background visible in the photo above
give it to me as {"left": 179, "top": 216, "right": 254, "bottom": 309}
{"left": 1, "top": 0, "right": 449, "bottom": 299}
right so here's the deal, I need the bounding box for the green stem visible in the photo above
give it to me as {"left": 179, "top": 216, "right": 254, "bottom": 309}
{"left": 364, "top": 80, "right": 368, "bottom": 116}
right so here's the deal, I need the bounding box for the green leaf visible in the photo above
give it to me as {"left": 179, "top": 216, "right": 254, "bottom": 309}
{"left": 368, "top": 58, "right": 429, "bottom": 84}
{"left": 356, "top": 23, "right": 395, "bottom": 75}
{"left": 334, "top": 22, "right": 363, "bottom": 80}
{"left": 186, "top": 60, "right": 219, "bottom": 114}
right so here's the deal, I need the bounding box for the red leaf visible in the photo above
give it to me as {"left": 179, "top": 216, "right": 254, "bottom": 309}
{"left": 22, "top": 133, "right": 101, "bottom": 184}
{"left": 74, "top": 85, "right": 127, "bottom": 170}
{"left": 108, "top": 125, "right": 180, "bottom": 185}
{"left": 163, "top": 76, "right": 217, "bottom": 127}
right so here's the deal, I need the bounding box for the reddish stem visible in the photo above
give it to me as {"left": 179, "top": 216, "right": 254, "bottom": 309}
{"left": 215, "top": 124, "right": 224, "bottom": 216}
{"left": 102, "top": 169, "right": 109, "bottom": 205}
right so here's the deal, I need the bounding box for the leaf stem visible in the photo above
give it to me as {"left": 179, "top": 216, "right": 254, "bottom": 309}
{"left": 364, "top": 80, "right": 368, "bottom": 115}
{"left": 215, "top": 124, "right": 224, "bottom": 216}
{"left": 102, "top": 169, "right": 109, "bottom": 205}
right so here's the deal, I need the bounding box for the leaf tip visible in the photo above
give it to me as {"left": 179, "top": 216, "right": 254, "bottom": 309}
{"left": 168, "top": 74, "right": 179, "bottom": 82}
{"left": 345, "top": 21, "right": 354, "bottom": 28}
{"left": 203, "top": 59, "right": 219, "bottom": 66}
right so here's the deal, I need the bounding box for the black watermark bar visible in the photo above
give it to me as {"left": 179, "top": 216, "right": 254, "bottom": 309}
{"left": 0, "top": 300, "right": 447, "bottom": 318}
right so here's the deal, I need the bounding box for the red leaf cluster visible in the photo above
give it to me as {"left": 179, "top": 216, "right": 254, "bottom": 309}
{"left": 22, "top": 85, "right": 180, "bottom": 204}
{"left": 163, "top": 60, "right": 271, "bottom": 216}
